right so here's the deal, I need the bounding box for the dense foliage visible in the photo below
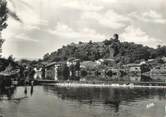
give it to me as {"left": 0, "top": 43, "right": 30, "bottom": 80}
{"left": 43, "top": 36, "right": 166, "bottom": 64}
{"left": 0, "top": 56, "right": 19, "bottom": 72}
{"left": 0, "top": 0, "right": 8, "bottom": 31}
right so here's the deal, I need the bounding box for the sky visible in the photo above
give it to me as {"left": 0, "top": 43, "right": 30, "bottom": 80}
{"left": 1, "top": 0, "right": 166, "bottom": 59}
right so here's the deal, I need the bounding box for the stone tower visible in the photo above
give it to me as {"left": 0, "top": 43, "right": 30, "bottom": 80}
{"left": 109, "top": 45, "right": 114, "bottom": 59}
{"left": 109, "top": 33, "right": 119, "bottom": 58}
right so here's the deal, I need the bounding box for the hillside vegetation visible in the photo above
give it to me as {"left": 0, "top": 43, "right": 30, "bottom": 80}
{"left": 43, "top": 34, "right": 166, "bottom": 64}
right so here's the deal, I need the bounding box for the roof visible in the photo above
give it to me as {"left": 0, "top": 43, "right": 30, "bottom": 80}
{"left": 123, "top": 63, "right": 141, "bottom": 67}
{"left": 45, "top": 61, "right": 66, "bottom": 68}
{"left": 67, "top": 58, "right": 80, "bottom": 62}
{"left": 45, "top": 62, "right": 57, "bottom": 68}
{"left": 103, "top": 59, "right": 115, "bottom": 62}
{"left": 0, "top": 69, "right": 20, "bottom": 77}
{"left": 80, "top": 61, "right": 98, "bottom": 69}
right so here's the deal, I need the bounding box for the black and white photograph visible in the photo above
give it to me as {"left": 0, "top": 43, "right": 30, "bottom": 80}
{"left": 0, "top": 0, "right": 166, "bottom": 117}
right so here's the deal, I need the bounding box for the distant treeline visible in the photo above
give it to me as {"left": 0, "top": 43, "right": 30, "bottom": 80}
{"left": 43, "top": 36, "right": 166, "bottom": 64}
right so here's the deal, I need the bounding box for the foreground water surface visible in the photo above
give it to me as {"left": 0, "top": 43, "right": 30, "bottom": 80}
{"left": 0, "top": 86, "right": 166, "bottom": 117}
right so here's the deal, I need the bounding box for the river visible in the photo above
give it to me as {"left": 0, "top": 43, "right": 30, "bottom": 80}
{"left": 0, "top": 86, "right": 165, "bottom": 117}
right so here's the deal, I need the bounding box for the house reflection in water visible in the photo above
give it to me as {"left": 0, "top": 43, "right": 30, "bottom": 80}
{"left": 33, "top": 67, "right": 42, "bottom": 80}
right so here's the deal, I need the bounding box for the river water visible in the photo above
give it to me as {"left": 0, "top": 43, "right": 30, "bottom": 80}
{"left": 0, "top": 86, "right": 166, "bottom": 117}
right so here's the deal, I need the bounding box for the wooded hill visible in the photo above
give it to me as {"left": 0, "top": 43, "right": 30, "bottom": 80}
{"left": 43, "top": 34, "right": 166, "bottom": 64}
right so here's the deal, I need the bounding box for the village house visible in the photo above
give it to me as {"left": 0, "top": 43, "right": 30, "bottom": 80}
{"left": 102, "top": 59, "right": 116, "bottom": 67}
{"left": 129, "top": 76, "right": 141, "bottom": 82}
{"left": 80, "top": 61, "right": 99, "bottom": 79}
{"left": 149, "top": 64, "right": 166, "bottom": 81}
{"left": 43, "top": 59, "right": 81, "bottom": 81}
{"left": 123, "top": 63, "right": 141, "bottom": 81}
{"left": 80, "top": 61, "right": 98, "bottom": 70}
{"left": 150, "top": 64, "right": 166, "bottom": 75}
{"left": 124, "top": 63, "right": 141, "bottom": 72}
{"left": 95, "top": 59, "right": 115, "bottom": 67}
{"left": 161, "top": 56, "right": 166, "bottom": 63}
{"left": 67, "top": 58, "right": 80, "bottom": 80}
{"left": 95, "top": 59, "right": 104, "bottom": 65}
{"left": 44, "top": 62, "right": 59, "bottom": 81}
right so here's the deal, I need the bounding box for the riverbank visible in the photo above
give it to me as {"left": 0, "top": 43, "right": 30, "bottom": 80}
{"left": 42, "top": 81, "right": 166, "bottom": 88}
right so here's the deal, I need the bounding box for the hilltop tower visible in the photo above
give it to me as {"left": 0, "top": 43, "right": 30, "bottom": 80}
{"left": 109, "top": 33, "right": 120, "bottom": 58}
{"left": 109, "top": 45, "right": 114, "bottom": 59}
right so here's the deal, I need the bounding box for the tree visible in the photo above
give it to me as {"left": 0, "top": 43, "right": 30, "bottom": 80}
{"left": 8, "top": 54, "right": 15, "bottom": 62}
{"left": 140, "top": 64, "right": 151, "bottom": 73}
{"left": 0, "top": 0, "right": 8, "bottom": 31}
{"left": 43, "top": 53, "right": 50, "bottom": 60}
{"left": 156, "top": 45, "right": 166, "bottom": 57}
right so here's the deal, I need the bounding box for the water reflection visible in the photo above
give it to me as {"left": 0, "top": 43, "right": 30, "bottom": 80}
{"left": 0, "top": 87, "right": 15, "bottom": 100}
{"left": 24, "top": 85, "right": 34, "bottom": 96}
{"left": 0, "top": 86, "right": 165, "bottom": 117}
{"left": 30, "top": 85, "right": 34, "bottom": 96}
{"left": 44, "top": 86, "right": 166, "bottom": 112}
{"left": 24, "top": 87, "right": 27, "bottom": 96}
{"left": 0, "top": 86, "right": 34, "bottom": 101}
